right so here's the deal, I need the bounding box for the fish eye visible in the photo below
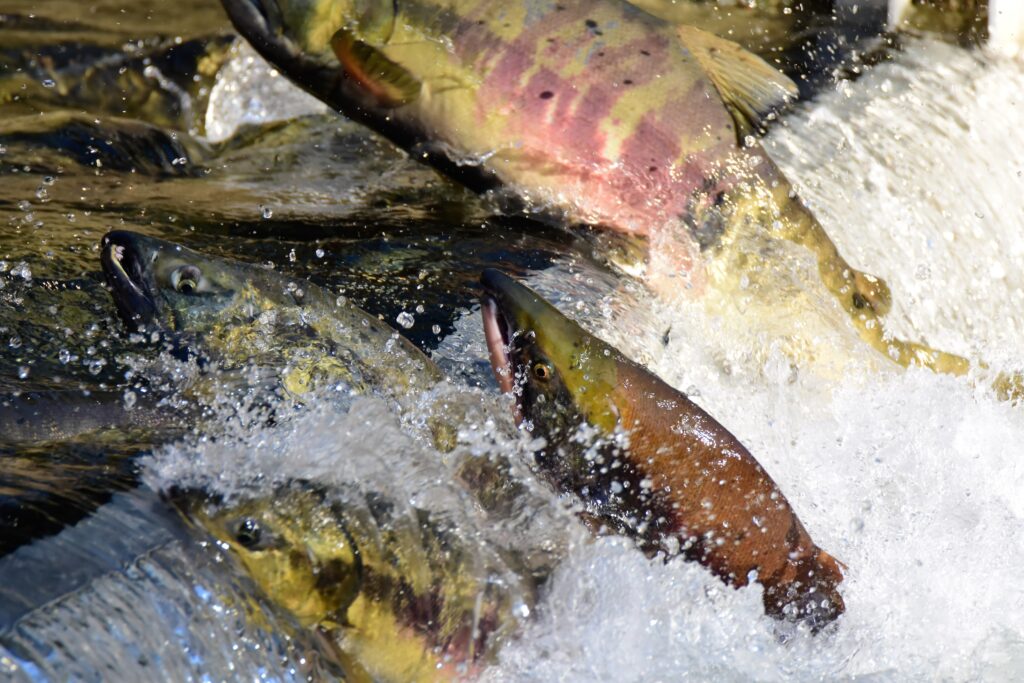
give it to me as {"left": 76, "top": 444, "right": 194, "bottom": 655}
{"left": 170, "top": 265, "right": 202, "bottom": 294}
{"left": 235, "top": 518, "right": 263, "bottom": 549}
{"left": 532, "top": 362, "right": 553, "bottom": 381}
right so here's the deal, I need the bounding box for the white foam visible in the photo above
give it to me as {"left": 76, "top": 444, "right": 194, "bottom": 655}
{"left": 203, "top": 41, "right": 328, "bottom": 143}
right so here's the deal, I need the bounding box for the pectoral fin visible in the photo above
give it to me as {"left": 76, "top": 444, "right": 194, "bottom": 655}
{"left": 676, "top": 25, "right": 797, "bottom": 143}
{"left": 331, "top": 28, "right": 422, "bottom": 108}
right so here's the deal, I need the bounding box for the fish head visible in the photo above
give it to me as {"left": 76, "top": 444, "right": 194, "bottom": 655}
{"left": 101, "top": 230, "right": 246, "bottom": 336}
{"left": 480, "top": 269, "right": 621, "bottom": 444}
{"left": 181, "top": 486, "right": 363, "bottom": 628}
{"left": 100, "top": 230, "right": 313, "bottom": 367}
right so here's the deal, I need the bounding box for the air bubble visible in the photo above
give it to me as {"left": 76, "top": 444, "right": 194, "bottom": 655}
{"left": 396, "top": 311, "right": 415, "bottom": 329}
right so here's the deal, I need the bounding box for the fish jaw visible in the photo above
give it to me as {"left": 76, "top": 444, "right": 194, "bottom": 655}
{"left": 480, "top": 295, "right": 515, "bottom": 397}
{"left": 100, "top": 230, "right": 162, "bottom": 333}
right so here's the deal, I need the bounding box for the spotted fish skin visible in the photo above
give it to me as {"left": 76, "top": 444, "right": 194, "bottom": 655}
{"left": 223, "top": 0, "right": 979, "bottom": 377}
{"left": 225, "top": 1, "right": 786, "bottom": 286}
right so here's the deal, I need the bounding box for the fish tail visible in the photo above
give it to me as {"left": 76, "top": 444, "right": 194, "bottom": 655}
{"left": 777, "top": 195, "right": 978, "bottom": 377}
{"left": 762, "top": 544, "right": 846, "bottom": 630}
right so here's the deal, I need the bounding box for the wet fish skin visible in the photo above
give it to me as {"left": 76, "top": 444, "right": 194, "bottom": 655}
{"left": 97, "top": 230, "right": 557, "bottom": 544}
{"left": 219, "top": 0, "right": 981, "bottom": 378}
{"left": 99, "top": 229, "right": 443, "bottom": 414}
{"left": 480, "top": 268, "right": 845, "bottom": 630}
{"left": 181, "top": 482, "right": 535, "bottom": 682}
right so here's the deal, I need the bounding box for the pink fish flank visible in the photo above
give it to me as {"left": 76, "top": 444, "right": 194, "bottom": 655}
{"left": 441, "top": 0, "right": 765, "bottom": 290}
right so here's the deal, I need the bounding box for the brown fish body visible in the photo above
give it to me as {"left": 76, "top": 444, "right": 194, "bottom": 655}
{"left": 608, "top": 358, "right": 844, "bottom": 621}
{"left": 480, "top": 269, "right": 844, "bottom": 627}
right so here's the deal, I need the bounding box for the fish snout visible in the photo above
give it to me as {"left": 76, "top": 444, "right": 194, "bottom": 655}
{"left": 100, "top": 230, "right": 160, "bottom": 333}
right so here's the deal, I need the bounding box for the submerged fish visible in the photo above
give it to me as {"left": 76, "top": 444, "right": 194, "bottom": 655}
{"left": 480, "top": 269, "right": 845, "bottom": 629}
{"left": 220, "top": 0, "right": 973, "bottom": 378}
{"left": 0, "top": 489, "right": 340, "bottom": 681}
{"left": 182, "top": 482, "right": 535, "bottom": 682}
{"left": 99, "top": 229, "right": 443, "bottom": 418}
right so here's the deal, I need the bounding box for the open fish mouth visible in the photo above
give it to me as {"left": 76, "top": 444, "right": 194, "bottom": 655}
{"left": 100, "top": 230, "right": 159, "bottom": 332}
{"left": 480, "top": 271, "right": 517, "bottom": 396}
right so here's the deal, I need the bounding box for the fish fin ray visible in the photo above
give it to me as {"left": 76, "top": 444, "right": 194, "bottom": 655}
{"left": 330, "top": 28, "right": 422, "bottom": 108}
{"left": 676, "top": 25, "right": 797, "bottom": 143}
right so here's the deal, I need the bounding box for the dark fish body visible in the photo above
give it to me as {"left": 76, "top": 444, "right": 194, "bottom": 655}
{"left": 99, "top": 230, "right": 443, "bottom": 418}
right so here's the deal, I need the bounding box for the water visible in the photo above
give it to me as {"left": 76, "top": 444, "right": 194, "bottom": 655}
{"left": 1, "top": 1, "right": 1023, "bottom": 681}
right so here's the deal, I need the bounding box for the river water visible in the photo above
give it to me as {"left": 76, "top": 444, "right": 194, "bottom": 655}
{"left": 1, "top": 1, "right": 1023, "bottom": 681}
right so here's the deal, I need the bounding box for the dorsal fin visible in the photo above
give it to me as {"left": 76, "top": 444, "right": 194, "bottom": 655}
{"left": 331, "top": 28, "right": 422, "bottom": 108}
{"left": 676, "top": 25, "right": 798, "bottom": 144}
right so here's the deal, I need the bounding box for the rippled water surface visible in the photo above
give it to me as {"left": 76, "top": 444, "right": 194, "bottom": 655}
{"left": 1, "top": 1, "right": 1023, "bottom": 681}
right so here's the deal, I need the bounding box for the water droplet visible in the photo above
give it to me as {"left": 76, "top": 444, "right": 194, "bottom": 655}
{"left": 260, "top": 205, "right": 274, "bottom": 219}
{"left": 17, "top": 366, "right": 29, "bottom": 379}
{"left": 315, "top": 248, "right": 325, "bottom": 258}
{"left": 41, "top": 78, "right": 55, "bottom": 88}
{"left": 287, "top": 249, "right": 296, "bottom": 263}
{"left": 58, "top": 349, "right": 71, "bottom": 364}
{"left": 123, "top": 390, "right": 137, "bottom": 410}
{"left": 431, "top": 324, "right": 441, "bottom": 335}
{"left": 396, "top": 311, "right": 415, "bottom": 329}
{"left": 8, "top": 336, "right": 22, "bottom": 349}
{"left": 415, "top": 304, "right": 425, "bottom": 314}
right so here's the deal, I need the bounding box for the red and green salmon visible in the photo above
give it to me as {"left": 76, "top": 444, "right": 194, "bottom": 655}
{"left": 220, "top": 0, "right": 974, "bottom": 375}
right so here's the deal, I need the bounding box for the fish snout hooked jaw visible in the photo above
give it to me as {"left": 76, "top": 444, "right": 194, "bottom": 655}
{"left": 100, "top": 230, "right": 159, "bottom": 334}
{"left": 480, "top": 296, "right": 515, "bottom": 395}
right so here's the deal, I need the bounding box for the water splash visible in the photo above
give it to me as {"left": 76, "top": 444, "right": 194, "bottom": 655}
{"left": 204, "top": 41, "right": 328, "bottom": 143}
{"left": 479, "top": 38, "right": 1024, "bottom": 681}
